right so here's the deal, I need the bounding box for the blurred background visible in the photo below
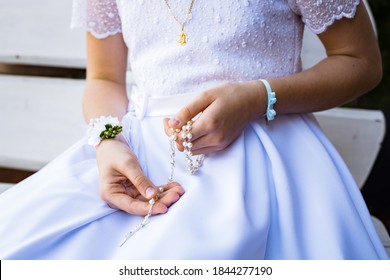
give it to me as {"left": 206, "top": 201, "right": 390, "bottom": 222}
{"left": 350, "top": 0, "right": 390, "bottom": 233}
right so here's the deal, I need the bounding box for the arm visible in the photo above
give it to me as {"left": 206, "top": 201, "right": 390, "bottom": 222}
{"left": 83, "top": 33, "right": 129, "bottom": 122}
{"left": 164, "top": 2, "right": 381, "bottom": 155}
{"left": 272, "top": 1, "right": 382, "bottom": 114}
{"left": 85, "top": 33, "right": 184, "bottom": 215}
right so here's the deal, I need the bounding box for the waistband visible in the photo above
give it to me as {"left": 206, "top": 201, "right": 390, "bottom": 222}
{"left": 128, "top": 92, "right": 199, "bottom": 120}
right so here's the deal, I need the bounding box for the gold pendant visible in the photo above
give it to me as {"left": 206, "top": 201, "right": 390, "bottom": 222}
{"left": 178, "top": 29, "right": 187, "bottom": 46}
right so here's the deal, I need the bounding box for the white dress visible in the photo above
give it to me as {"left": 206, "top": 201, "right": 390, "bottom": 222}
{"left": 0, "top": 0, "right": 388, "bottom": 259}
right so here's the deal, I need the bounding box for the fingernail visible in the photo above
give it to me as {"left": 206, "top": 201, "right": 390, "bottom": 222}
{"left": 146, "top": 187, "right": 155, "bottom": 198}
{"left": 155, "top": 209, "right": 168, "bottom": 215}
{"left": 168, "top": 117, "right": 181, "bottom": 127}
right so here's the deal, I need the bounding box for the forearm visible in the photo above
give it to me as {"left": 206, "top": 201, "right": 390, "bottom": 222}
{"left": 263, "top": 2, "right": 382, "bottom": 116}
{"left": 269, "top": 51, "right": 382, "bottom": 115}
{"left": 82, "top": 78, "right": 129, "bottom": 123}
{"left": 83, "top": 32, "right": 129, "bottom": 124}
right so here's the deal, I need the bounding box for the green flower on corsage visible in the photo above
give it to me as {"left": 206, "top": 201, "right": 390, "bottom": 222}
{"left": 87, "top": 116, "right": 123, "bottom": 146}
{"left": 100, "top": 124, "right": 123, "bottom": 140}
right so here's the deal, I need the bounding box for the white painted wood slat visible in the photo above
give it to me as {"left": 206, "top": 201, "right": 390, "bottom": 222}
{"left": 0, "top": 74, "right": 85, "bottom": 170}
{"left": 0, "top": 0, "right": 85, "bottom": 68}
{"left": 314, "top": 108, "right": 385, "bottom": 189}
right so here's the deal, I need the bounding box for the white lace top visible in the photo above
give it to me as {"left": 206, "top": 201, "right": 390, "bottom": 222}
{"left": 71, "top": 0, "right": 360, "bottom": 98}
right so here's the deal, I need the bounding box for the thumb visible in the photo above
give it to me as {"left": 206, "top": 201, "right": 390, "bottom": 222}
{"left": 123, "top": 164, "right": 157, "bottom": 200}
{"left": 168, "top": 93, "right": 211, "bottom": 128}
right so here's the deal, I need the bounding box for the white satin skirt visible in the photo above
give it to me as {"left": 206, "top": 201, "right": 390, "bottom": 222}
{"left": 0, "top": 93, "right": 388, "bottom": 259}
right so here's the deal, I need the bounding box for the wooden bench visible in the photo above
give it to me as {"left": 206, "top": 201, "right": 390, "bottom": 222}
{"left": 0, "top": 0, "right": 86, "bottom": 171}
{"left": 0, "top": 75, "right": 85, "bottom": 171}
{"left": 0, "top": 0, "right": 85, "bottom": 68}
{"left": 0, "top": 0, "right": 388, "bottom": 255}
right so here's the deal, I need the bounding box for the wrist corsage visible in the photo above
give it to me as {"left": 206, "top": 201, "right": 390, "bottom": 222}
{"left": 86, "top": 116, "right": 123, "bottom": 147}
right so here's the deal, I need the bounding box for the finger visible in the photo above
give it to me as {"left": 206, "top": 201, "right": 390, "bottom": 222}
{"left": 184, "top": 134, "right": 213, "bottom": 153}
{"left": 164, "top": 119, "right": 184, "bottom": 152}
{"left": 121, "top": 181, "right": 144, "bottom": 198}
{"left": 163, "top": 118, "right": 181, "bottom": 140}
{"left": 106, "top": 192, "right": 168, "bottom": 216}
{"left": 104, "top": 182, "right": 184, "bottom": 216}
{"left": 155, "top": 182, "right": 185, "bottom": 208}
{"left": 131, "top": 182, "right": 184, "bottom": 214}
{"left": 164, "top": 118, "right": 186, "bottom": 152}
{"left": 155, "top": 193, "right": 181, "bottom": 209}
{"left": 182, "top": 137, "right": 217, "bottom": 155}
{"left": 165, "top": 114, "right": 210, "bottom": 152}
{"left": 159, "top": 181, "right": 185, "bottom": 196}
{"left": 175, "top": 114, "right": 217, "bottom": 153}
{"left": 163, "top": 118, "right": 171, "bottom": 137}
{"left": 118, "top": 162, "right": 157, "bottom": 200}
{"left": 190, "top": 129, "right": 241, "bottom": 155}
{"left": 168, "top": 92, "right": 213, "bottom": 129}
{"left": 190, "top": 146, "right": 222, "bottom": 155}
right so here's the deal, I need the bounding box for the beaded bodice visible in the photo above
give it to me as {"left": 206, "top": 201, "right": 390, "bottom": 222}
{"left": 72, "top": 0, "right": 360, "bottom": 97}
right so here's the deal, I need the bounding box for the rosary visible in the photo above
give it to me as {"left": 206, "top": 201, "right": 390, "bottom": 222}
{"left": 120, "top": 120, "right": 204, "bottom": 247}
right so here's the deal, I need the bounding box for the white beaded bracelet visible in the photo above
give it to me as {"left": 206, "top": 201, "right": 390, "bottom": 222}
{"left": 86, "top": 116, "right": 123, "bottom": 147}
{"left": 259, "top": 79, "right": 277, "bottom": 125}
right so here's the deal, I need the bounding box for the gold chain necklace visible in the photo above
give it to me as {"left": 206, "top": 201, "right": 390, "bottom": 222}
{"left": 163, "top": 0, "right": 196, "bottom": 46}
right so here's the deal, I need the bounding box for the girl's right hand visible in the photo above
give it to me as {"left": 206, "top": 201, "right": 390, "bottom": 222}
{"left": 95, "top": 135, "right": 185, "bottom": 216}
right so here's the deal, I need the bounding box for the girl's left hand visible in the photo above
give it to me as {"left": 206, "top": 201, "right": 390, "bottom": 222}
{"left": 163, "top": 81, "right": 266, "bottom": 155}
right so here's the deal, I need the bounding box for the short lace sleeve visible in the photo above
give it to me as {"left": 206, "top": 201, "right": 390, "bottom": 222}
{"left": 70, "top": 0, "right": 122, "bottom": 39}
{"left": 288, "top": 0, "right": 360, "bottom": 34}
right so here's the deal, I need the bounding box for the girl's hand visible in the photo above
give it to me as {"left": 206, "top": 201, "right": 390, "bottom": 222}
{"left": 163, "top": 81, "right": 266, "bottom": 155}
{"left": 95, "top": 135, "right": 185, "bottom": 215}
